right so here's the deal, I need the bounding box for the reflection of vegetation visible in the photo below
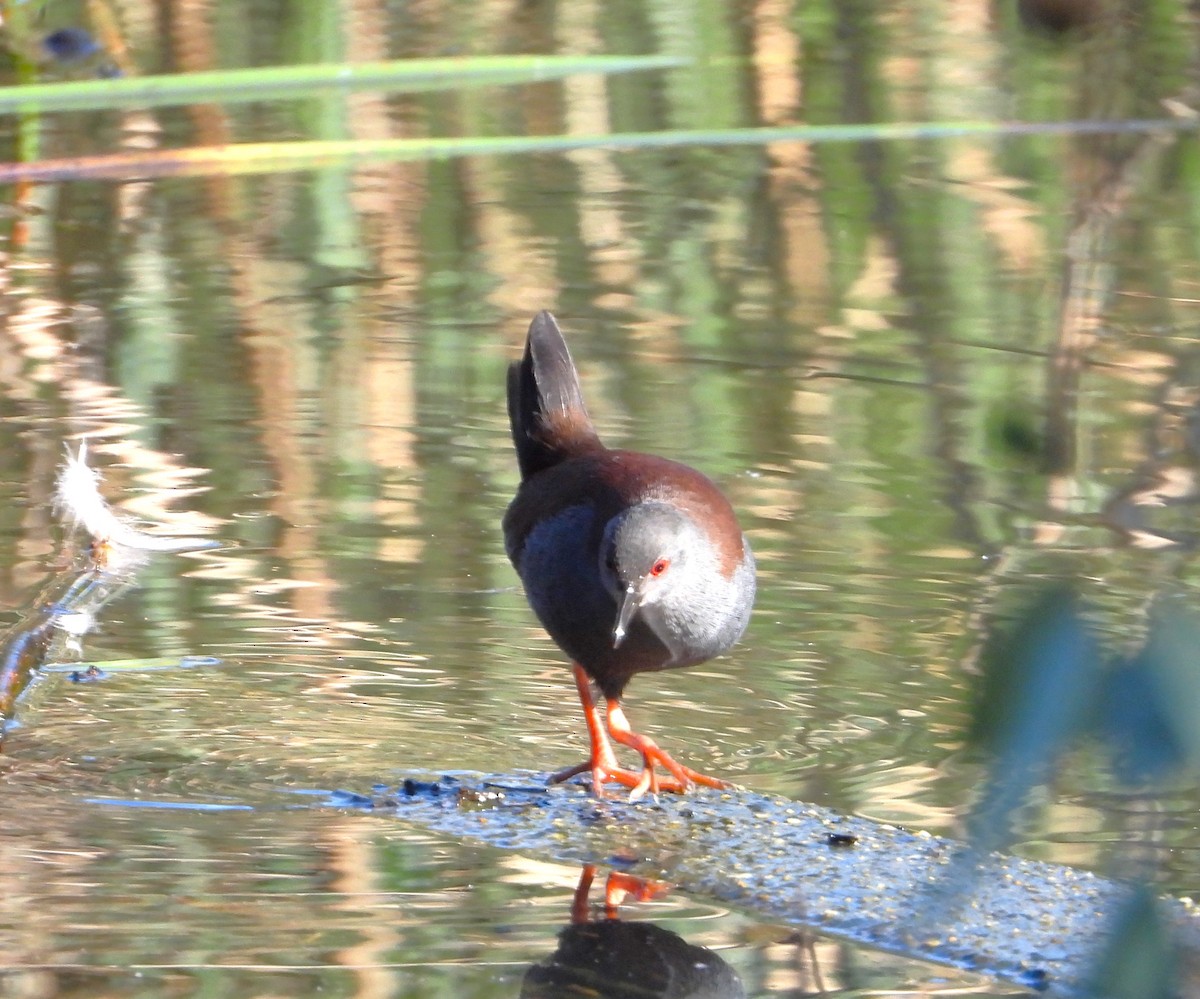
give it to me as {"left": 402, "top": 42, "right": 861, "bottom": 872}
{"left": 969, "top": 588, "right": 1198, "bottom": 996}
{"left": 0, "top": 0, "right": 1199, "bottom": 992}
{"left": 0, "top": 6, "right": 1194, "bottom": 184}
{"left": 0, "top": 0, "right": 1195, "bottom": 809}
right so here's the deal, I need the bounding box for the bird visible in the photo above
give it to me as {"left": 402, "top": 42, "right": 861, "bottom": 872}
{"left": 522, "top": 865, "right": 745, "bottom": 998}
{"left": 503, "top": 311, "right": 755, "bottom": 800}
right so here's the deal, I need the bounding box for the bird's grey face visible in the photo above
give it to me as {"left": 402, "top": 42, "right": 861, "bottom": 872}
{"left": 599, "top": 504, "right": 694, "bottom": 648}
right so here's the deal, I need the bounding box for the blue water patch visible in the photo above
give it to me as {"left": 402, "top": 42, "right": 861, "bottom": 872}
{"left": 87, "top": 797, "right": 254, "bottom": 812}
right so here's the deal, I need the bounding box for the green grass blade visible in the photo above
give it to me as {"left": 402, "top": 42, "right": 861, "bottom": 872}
{"left": 0, "top": 117, "right": 1193, "bottom": 182}
{"left": 0, "top": 54, "right": 684, "bottom": 114}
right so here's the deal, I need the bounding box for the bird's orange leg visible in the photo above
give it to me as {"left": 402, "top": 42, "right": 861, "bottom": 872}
{"left": 548, "top": 664, "right": 646, "bottom": 795}
{"left": 547, "top": 664, "right": 732, "bottom": 800}
{"left": 604, "top": 699, "right": 733, "bottom": 801}
{"left": 570, "top": 864, "right": 598, "bottom": 924}
{"left": 570, "top": 863, "right": 672, "bottom": 922}
{"left": 602, "top": 871, "right": 671, "bottom": 918}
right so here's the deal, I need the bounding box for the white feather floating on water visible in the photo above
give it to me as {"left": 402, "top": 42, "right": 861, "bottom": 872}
{"left": 54, "top": 440, "right": 219, "bottom": 554}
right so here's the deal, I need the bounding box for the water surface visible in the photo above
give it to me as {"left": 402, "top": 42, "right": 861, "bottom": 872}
{"left": 1, "top": 1, "right": 1198, "bottom": 995}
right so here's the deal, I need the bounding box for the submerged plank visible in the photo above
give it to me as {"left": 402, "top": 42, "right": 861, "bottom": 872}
{"left": 348, "top": 772, "right": 1200, "bottom": 997}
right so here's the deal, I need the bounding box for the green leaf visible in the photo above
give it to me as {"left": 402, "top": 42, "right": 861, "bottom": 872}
{"left": 967, "top": 587, "right": 1100, "bottom": 851}
{"left": 1, "top": 118, "right": 1195, "bottom": 183}
{"left": 969, "top": 586, "right": 1099, "bottom": 760}
{"left": 0, "top": 54, "right": 684, "bottom": 114}
{"left": 1101, "top": 607, "right": 1200, "bottom": 784}
{"left": 1087, "top": 887, "right": 1180, "bottom": 999}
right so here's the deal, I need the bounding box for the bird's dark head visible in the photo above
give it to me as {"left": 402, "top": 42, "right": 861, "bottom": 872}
{"left": 600, "top": 501, "right": 709, "bottom": 651}
{"left": 599, "top": 497, "right": 755, "bottom": 667}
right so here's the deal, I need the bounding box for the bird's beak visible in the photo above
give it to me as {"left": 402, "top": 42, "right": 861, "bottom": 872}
{"left": 612, "top": 583, "right": 642, "bottom": 648}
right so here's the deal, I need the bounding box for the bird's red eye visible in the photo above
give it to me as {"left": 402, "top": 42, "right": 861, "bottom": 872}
{"left": 650, "top": 558, "right": 669, "bottom": 577}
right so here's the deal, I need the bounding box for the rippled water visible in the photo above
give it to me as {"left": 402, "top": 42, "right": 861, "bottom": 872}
{"left": 2, "top": 1, "right": 1199, "bottom": 995}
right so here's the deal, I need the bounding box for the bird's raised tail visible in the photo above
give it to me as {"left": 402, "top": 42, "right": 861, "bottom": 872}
{"left": 507, "top": 311, "right": 601, "bottom": 479}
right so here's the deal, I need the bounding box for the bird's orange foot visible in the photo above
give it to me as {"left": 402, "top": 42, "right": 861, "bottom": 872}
{"left": 603, "top": 870, "right": 671, "bottom": 915}
{"left": 624, "top": 742, "right": 733, "bottom": 801}
{"left": 570, "top": 864, "right": 672, "bottom": 922}
{"left": 605, "top": 700, "right": 733, "bottom": 801}
{"left": 548, "top": 754, "right": 688, "bottom": 798}
{"left": 550, "top": 663, "right": 733, "bottom": 801}
{"left": 547, "top": 748, "right": 729, "bottom": 801}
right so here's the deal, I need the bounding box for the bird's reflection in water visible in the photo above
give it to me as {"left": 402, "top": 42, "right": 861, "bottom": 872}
{"left": 521, "top": 864, "right": 745, "bottom": 999}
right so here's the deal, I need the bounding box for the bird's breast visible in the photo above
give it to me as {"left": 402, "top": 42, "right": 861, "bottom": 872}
{"left": 510, "top": 502, "right": 678, "bottom": 684}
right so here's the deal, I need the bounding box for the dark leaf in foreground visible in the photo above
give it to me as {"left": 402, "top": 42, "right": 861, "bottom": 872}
{"left": 1086, "top": 887, "right": 1179, "bottom": 999}
{"left": 967, "top": 587, "right": 1100, "bottom": 851}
